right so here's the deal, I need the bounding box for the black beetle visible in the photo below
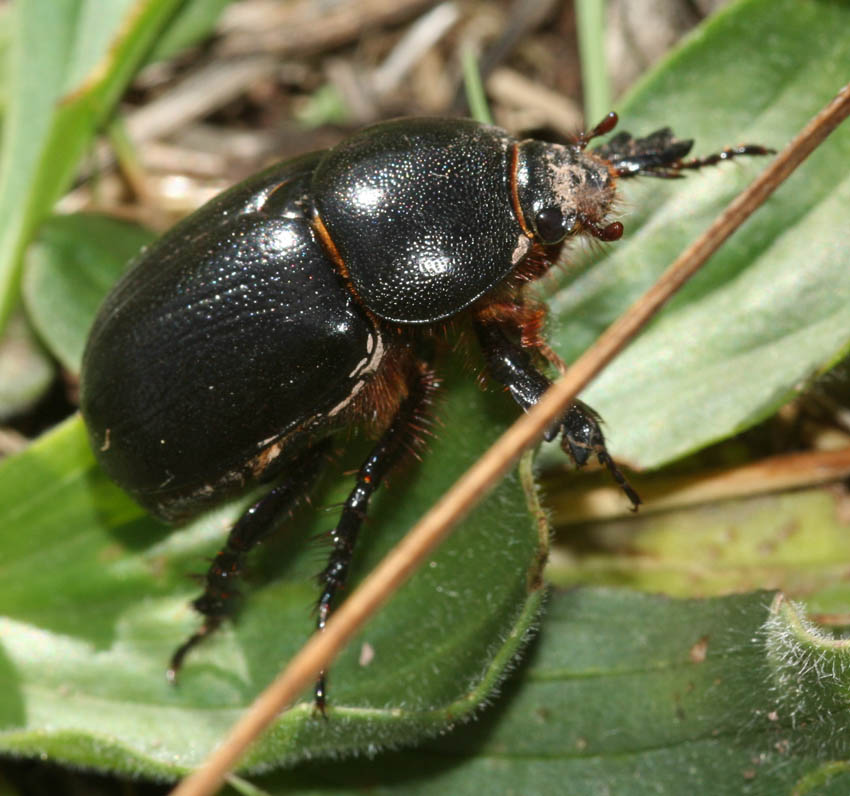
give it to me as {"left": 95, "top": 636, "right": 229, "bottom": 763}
{"left": 79, "top": 113, "right": 769, "bottom": 710}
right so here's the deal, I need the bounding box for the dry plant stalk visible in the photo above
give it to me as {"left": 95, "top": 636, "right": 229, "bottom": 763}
{"left": 171, "top": 83, "right": 850, "bottom": 796}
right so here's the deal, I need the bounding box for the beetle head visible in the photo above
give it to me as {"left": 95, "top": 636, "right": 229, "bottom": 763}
{"left": 514, "top": 138, "right": 622, "bottom": 246}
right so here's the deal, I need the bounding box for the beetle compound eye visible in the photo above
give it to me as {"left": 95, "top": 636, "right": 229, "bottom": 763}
{"left": 534, "top": 207, "right": 577, "bottom": 244}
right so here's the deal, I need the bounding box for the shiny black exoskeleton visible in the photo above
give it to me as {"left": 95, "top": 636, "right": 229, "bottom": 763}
{"left": 80, "top": 114, "right": 770, "bottom": 710}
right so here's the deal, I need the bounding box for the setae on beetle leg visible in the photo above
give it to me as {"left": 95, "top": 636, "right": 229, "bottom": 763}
{"left": 474, "top": 319, "right": 640, "bottom": 510}
{"left": 167, "top": 444, "right": 329, "bottom": 683}
{"left": 314, "top": 361, "right": 435, "bottom": 714}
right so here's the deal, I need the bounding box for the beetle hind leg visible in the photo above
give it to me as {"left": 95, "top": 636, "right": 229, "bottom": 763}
{"left": 166, "top": 443, "right": 329, "bottom": 683}
{"left": 313, "top": 361, "right": 437, "bottom": 714}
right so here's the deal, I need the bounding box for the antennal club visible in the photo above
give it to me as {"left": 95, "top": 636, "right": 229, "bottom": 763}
{"left": 583, "top": 218, "right": 624, "bottom": 241}
{"left": 575, "top": 111, "right": 619, "bottom": 150}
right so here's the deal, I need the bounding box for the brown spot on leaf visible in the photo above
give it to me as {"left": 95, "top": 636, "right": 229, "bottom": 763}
{"left": 690, "top": 635, "right": 709, "bottom": 663}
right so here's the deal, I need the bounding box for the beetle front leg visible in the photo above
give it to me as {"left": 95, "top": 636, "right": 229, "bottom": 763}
{"left": 167, "top": 443, "right": 329, "bottom": 682}
{"left": 474, "top": 320, "right": 640, "bottom": 509}
{"left": 593, "top": 127, "right": 773, "bottom": 179}
{"left": 314, "top": 361, "right": 435, "bottom": 714}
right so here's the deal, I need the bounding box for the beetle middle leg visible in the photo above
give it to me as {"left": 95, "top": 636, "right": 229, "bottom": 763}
{"left": 474, "top": 318, "right": 640, "bottom": 509}
{"left": 167, "top": 443, "right": 329, "bottom": 683}
{"left": 314, "top": 360, "right": 436, "bottom": 713}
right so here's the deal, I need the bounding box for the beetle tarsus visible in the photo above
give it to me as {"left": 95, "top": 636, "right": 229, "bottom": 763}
{"left": 675, "top": 143, "right": 776, "bottom": 172}
{"left": 594, "top": 447, "right": 642, "bottom": 512}
{"left": 167, "top": 617, "right": 221, "bottom": 684}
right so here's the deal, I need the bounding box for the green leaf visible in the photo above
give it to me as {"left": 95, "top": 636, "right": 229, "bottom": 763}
{"left": 146, "top": 0, "right": 234, "bottom": 64}
{"left": 541, "top": 0, "right": 850, "bottom": 470}
{"left": 0, "top": 372, "right": 547, "bottom": 776}
{"left": 0, "top": 5, "right": 13, "bottom": 122}
{"left": 547, "top": 484, "right": 850, "bottom": 612}
{"left": 242, "top": 590, "right": 850, "bottom": 795}
{"left": 0, "top": 314, "right": 53, "bottom": 420}
{"left": 23, "top": 213, "right": 156, "bottom": 373}
{"left": 0, "top": 0, "right": 188, "bottom": 334}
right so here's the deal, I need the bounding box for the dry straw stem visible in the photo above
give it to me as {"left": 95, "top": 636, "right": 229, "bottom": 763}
{"left": 171, "top": 83, "right": 850, "bottom": 796}
{"left": 551, "top": 446, "right": 850, "bottom": 525}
